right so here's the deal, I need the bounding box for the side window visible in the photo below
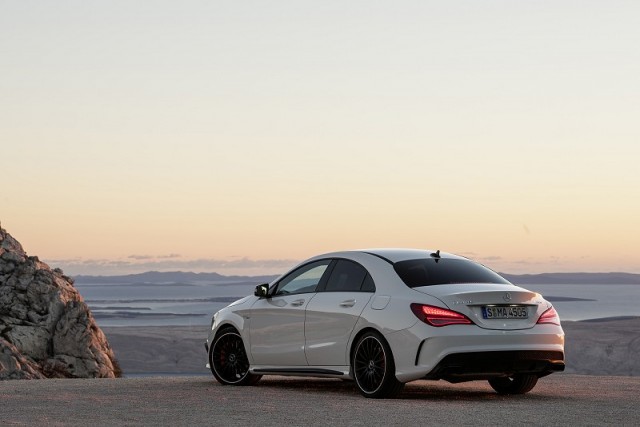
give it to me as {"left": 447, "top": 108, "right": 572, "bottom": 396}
{"left": 274, "top": 260, "right": 331, "bottom": 296}
{"left": 361, "top": 273, "right": 375, "bottom": 292}
{"left": 324, "top": 260, "right": 373, "bottom": 292}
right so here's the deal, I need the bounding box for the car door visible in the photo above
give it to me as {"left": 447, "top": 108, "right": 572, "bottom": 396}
{"left": 249, "top": 260, "right": 331, "bottom": 366}
{"left": 304, "top": 259, "right": 375, "bottom": 366}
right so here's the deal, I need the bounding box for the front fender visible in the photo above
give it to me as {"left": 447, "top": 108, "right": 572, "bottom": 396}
{"left": 207, "top": 308, "right": 252, "bottom": 361}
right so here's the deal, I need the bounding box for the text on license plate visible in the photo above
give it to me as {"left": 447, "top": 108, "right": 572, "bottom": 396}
{"left": 482, "top": 305, "right": 529, "bottom": 319}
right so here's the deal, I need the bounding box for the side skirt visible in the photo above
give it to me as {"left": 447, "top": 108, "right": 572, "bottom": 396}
{"left": 251, "top": 367, "right": 350, "bottom": 378}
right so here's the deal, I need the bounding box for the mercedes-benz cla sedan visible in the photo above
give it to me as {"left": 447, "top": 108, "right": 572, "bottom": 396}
{"left": 205, "top": 249, "right": 565, "bottom": 398}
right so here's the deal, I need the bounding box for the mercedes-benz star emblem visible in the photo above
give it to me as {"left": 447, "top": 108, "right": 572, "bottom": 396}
{"left": 503, "top": 292, "right": 512, "bottom": 302}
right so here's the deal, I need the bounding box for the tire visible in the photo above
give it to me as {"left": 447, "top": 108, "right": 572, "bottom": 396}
{"left": 352, "top": 331, "right": 404, "bottom": 398}
{"left": 209, "top": 328, "right": 261, "bottom": 386}
{"left": 488, "top": 374, "right": 538, "bottom": 395}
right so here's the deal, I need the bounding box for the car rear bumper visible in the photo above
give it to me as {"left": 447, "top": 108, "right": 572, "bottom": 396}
{"left": 385, "top": 322, "right": 565, "bottom": 382}
{"left": 423, "top": 350, "right": 565, "bottom": 382}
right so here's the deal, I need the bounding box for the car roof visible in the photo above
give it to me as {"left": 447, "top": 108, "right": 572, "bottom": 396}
{"left": 318, "top": 248, "right": 469, "bottom": 264}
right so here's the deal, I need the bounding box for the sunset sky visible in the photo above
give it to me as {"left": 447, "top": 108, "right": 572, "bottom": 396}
{"left": 2, "top": 1, "right": 639, "bottom": 276}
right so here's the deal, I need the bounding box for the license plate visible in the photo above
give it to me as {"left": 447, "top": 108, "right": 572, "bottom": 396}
{"left": 482, "top": 305, "right": 529, "bottom": 319}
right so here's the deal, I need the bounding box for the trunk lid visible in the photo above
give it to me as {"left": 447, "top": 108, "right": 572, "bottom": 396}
{"left": 412, "top": 283, "right": 549, "bottom": 330}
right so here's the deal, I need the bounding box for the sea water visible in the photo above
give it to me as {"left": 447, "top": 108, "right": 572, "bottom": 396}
{"left": 76, "top": 281, "right": 640, "bottom": 327}
{"left": 77, "top": 281, "right": 257, "bottom": 327}
{"left": 523, "top": 283, "right": 640, "bottom": 322}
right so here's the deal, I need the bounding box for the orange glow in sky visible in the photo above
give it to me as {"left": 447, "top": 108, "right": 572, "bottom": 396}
{"left": 1, "top": 1, "right": 639, "bottom": 276}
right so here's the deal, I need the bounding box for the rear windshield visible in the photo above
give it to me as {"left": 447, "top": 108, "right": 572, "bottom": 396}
{"left": 393, "top": 258, "right": 510, "bottom": 287}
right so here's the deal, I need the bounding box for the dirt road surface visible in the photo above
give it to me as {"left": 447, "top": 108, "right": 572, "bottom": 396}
{"left": 1, "top": 374, "right": 638, "bottom": 426}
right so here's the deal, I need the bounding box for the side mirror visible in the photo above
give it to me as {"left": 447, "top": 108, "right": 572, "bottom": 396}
{"left": 254, "top": 283, "right": 269, "bottom": 298}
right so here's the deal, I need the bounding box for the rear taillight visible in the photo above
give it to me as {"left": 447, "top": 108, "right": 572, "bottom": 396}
{"left": 537, "top": 306, "right": 560, "bottom": 325}
{"left": 410, "top": 303, "right": 473, "bottom": 327}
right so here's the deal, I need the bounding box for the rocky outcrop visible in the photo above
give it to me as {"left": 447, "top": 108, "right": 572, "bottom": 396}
{"left": 0, "top": 226, "right": 121, "bottom": 379}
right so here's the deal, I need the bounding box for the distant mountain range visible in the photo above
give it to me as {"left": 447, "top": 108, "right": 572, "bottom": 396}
{"left": 74, "top": 271, "right": 279, "bottom": 284}
{"left": 73, "top": 271, "right": 640, "bottom": 285}
{"left": 501, "top": 272, "right": 640, "bottom": 285}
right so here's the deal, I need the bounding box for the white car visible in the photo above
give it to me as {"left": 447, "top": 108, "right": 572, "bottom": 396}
{"left": 205, "top": 249, "right": 565, "bottom": 398}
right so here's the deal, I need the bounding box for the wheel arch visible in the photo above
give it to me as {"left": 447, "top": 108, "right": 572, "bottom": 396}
{"left": 349, "top": 326, "right": 405, "bottom": 397}
{"left": 349, "top": 327, "right": 386, "bottom": 373}
{"left": 208, "top": 323, "right": 242, "bottom": 361}
{"left": 208, "top": 321, "right": 252, "bottom": 364}
{"left": 208, "top": 310, "right": 250, "bottom": 348}
{"left": 208, "top": 324, "right": 261, "bottom": 386}
{"left": 214, "top": 322, "right": 240, "bottom": 337}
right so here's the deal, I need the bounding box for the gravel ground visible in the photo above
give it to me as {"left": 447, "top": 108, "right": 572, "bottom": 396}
{"left": 1, "top": 374, "right": 638, "bottom": 426}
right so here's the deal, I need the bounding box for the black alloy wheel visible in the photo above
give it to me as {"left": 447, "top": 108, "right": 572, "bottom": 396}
{"left": 352, "top": 332, "right": 404, "bottom": 398}
{"left": 488, "top": 374, "right": 538, "bottom": 394}
{"left": 209, "top": 329, "right": 261, "bottom": 386}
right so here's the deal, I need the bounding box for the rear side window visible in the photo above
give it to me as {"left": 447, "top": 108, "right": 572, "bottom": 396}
{"left": 394, "top": 258, "right": 510, "bottom": 288}
{"left": 324, "top": 260, "right": 375, "bottom": 292}
{"left": 361, "top": 274, "right": 375, "bottom": 292}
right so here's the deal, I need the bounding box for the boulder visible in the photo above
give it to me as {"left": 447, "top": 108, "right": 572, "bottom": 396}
{"left": 0, "top": 226, "right": 121, "bottom": 379}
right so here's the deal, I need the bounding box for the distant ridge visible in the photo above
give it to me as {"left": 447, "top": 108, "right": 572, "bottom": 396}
{"left": 74, "top": 271, "right": 279, "bottom": 284}
{"left": 73, "top": 271, "right": 640, "bottom": 285}
{"left": 502, "top": 272, "right": 640, "bottom": 285}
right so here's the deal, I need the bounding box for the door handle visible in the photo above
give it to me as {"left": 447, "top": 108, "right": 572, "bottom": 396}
{"left": 339, "top": 299, "right": 356, "bottom": 308}
{"left": 290, "top": 299, "right": 305, "bottom": 307}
